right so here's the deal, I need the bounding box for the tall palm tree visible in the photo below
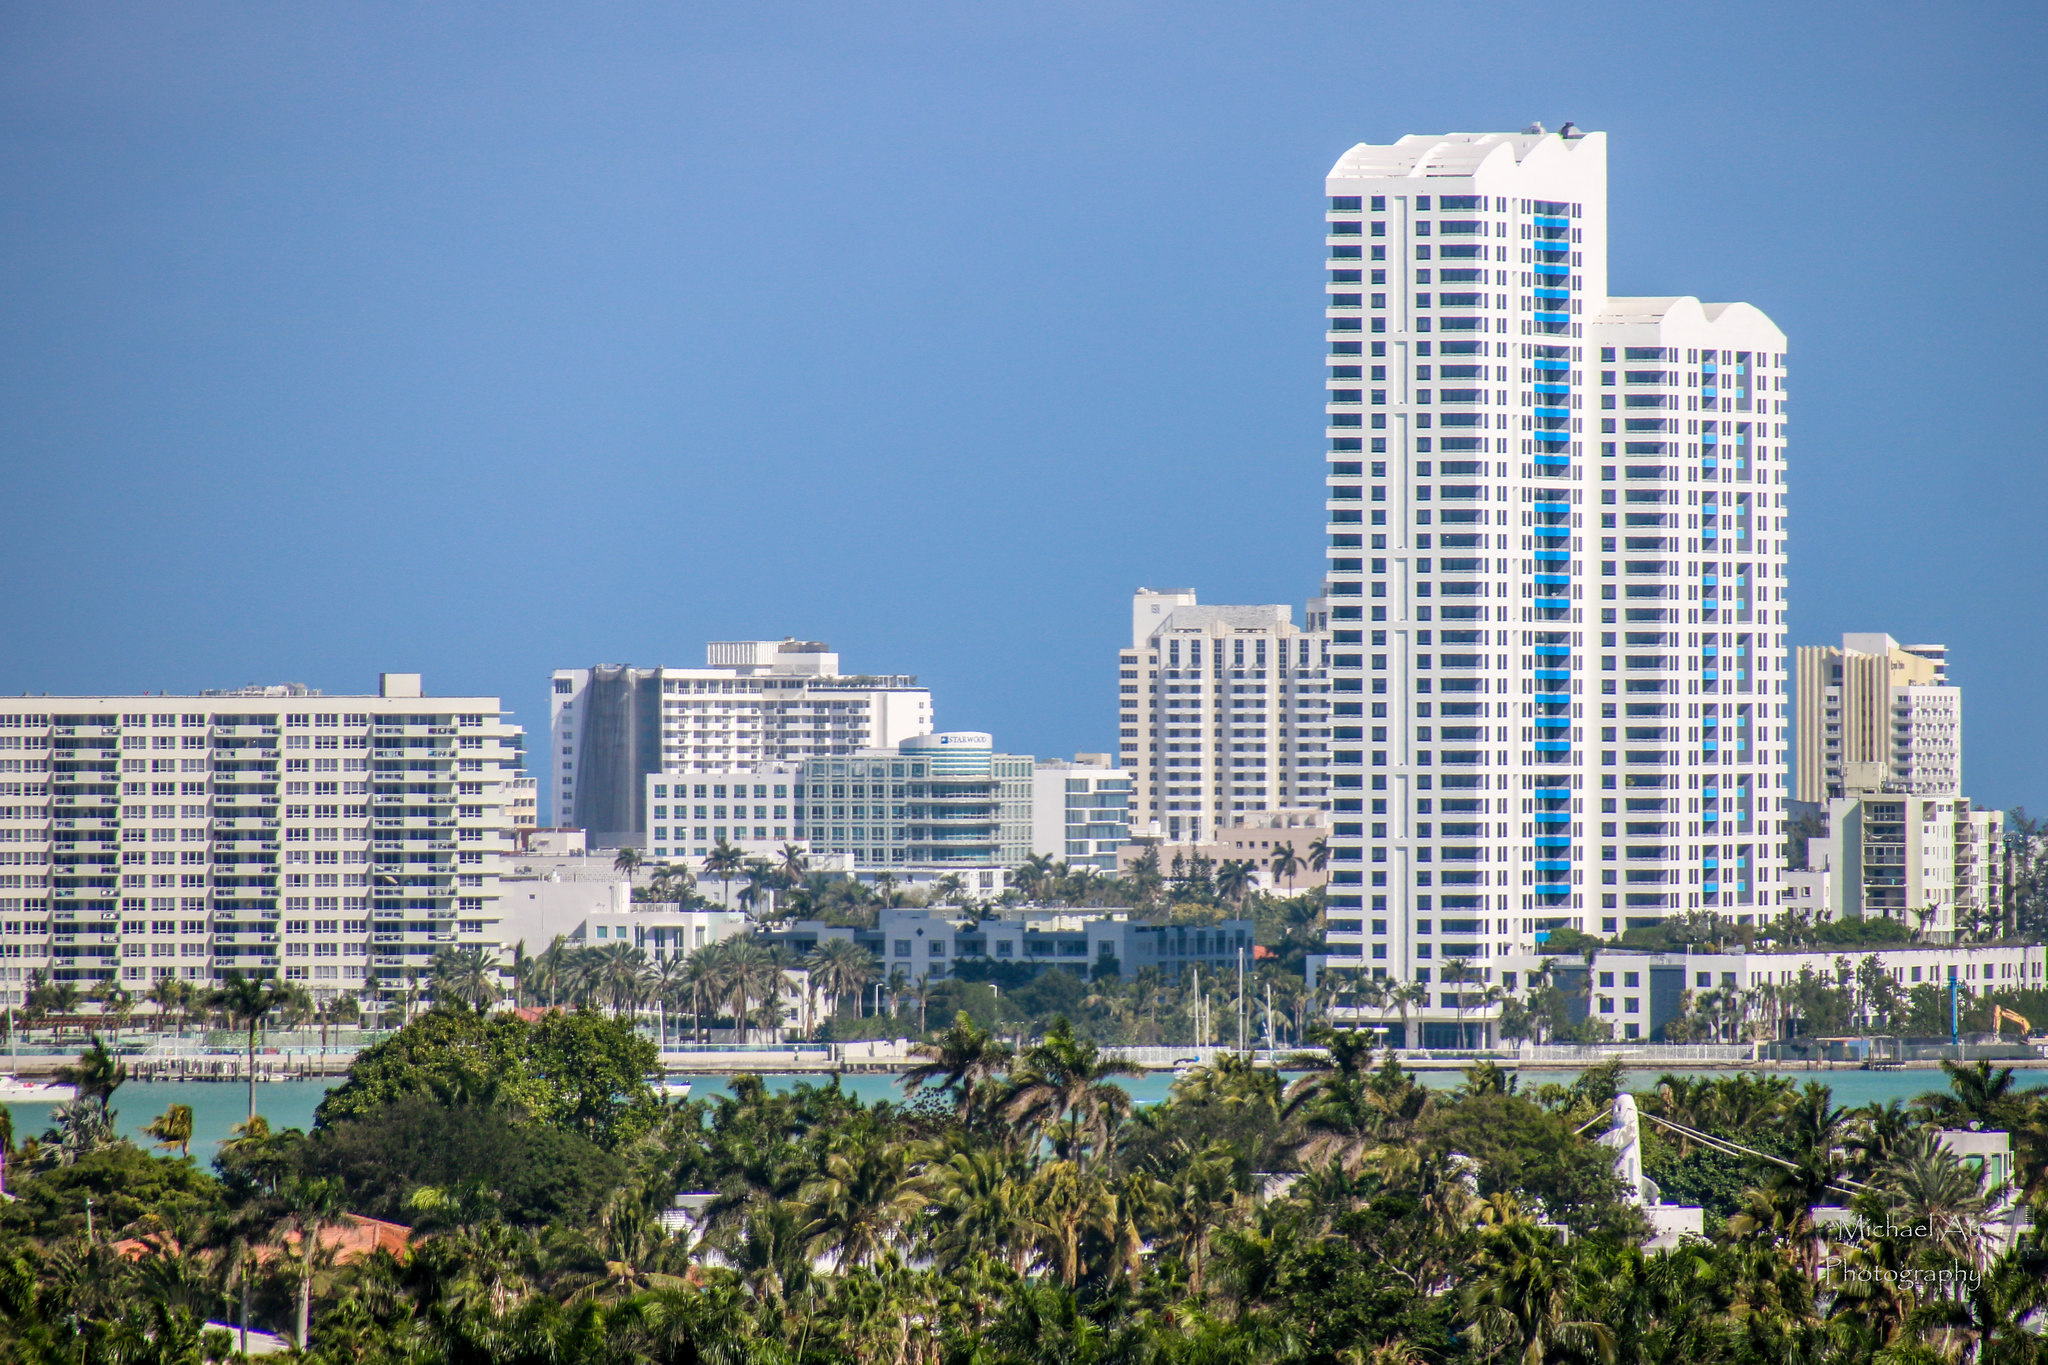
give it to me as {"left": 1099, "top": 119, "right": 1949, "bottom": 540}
{"left": 595, "top": 942, "right": 654, "bottom": 1019}
{"left": 1001, "top": 1019, "right": 1143, "bottom": 1163}
{"left": 680, "top": 946, "right": 725, "bottom": 1044}
{"left": 704, "top": 840, "right": 746, "bottom": 908}
{"left": 797, "top": 1139, "right": 927, "bottom": 1270}
{"left": 1306, "top": 834, "right": 1332, "bottom": 875}
{"left": 270, "top": 1175, "right": 348, "bottom": 1349}
{"left": 904, "top": 1011, "right": 1015, "bottom": 1123}
{"left": 210, "top": 971, "right": 288, "bottom": 1123}
{"left": 739, "top": 858, "right": 779, "bottom": 924}
{"left": 719, "top": 937, "right": 787, "bottom": 1044}
{"left": 777, "top": 842, "right": 810, "bottom": 885}
{"left": 648, "top": 951, "right": 691, "bottom": 1045}
{"left": 146, "top": 975, "right": 193, "bottom": 1035}
{"left": 612, "top": 845, "right": 644, "bottom": 878}
{"left": 1461, "top": 1222, "right": 1615, "bottom": 1365}
{"left": 1267, "top": 842, "right": 1304, "bottom": 892}
{"left": 430, "top": 944, "right": 501, "bottom": 1011}
{"left": 1215, "top": 859, "right": 1255, "bottom": 907}
{"left": 805, "top": 938, "right": 879, "bottom": 1023}
{"left": 534, "top": 934, "right": 572, "bottom": 1010}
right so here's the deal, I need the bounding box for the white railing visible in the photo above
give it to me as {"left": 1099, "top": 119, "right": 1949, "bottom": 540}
{"left": 1517, "top": 1042, "right": 1757, "bottom": 1064}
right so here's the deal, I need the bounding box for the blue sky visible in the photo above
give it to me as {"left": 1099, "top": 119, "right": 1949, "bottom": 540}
{"left": 2, "top": 3, "right": 2045, "bottom": 820}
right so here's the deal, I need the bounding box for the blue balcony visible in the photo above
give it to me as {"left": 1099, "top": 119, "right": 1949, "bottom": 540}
{"left": 1533, "top": 742, "right": 1571, "bottom": 753}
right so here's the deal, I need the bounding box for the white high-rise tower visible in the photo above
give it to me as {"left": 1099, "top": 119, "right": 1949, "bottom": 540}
{"left": 1317, "top": 126, "right": 1792, "bottom": 1047}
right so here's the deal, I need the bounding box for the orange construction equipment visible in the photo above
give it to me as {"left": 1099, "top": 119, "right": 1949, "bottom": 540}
{"left": 1991, "top": 1005, "right": 2032, "bottom": 1040}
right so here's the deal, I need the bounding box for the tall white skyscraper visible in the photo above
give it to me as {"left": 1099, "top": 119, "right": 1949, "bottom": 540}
{"left": 1317, "top": 126, "right": 1792, "bottom": 1046}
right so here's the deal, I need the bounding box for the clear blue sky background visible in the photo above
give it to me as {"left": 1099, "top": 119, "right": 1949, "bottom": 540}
{"left": 3, "top": 3, "right": 2044, "bottom": 823}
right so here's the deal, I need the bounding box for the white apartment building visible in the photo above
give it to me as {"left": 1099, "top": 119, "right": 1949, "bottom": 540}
{"left": 645, "top": 733, "right": 1031, "bottom": 894}
{"left": 1030, "top": 756, "right": 1132, "bottom": 872}
{"left": 1796, "top": 632, "right": 1960, "bottom": 800}
{"left": 1800, "top": 794, "right": 2003, "bottom": 939}
{"left": 1316, "top": 125, "right": 1792, "bottom": 1047}
{"left": 1120, "top": 590, "right": 1333, "bottom": 842}
{"left": 550, "top": 640, "right": 932, "bottom": 848}
{"left": 0, "top": 675, "right": 521, "bottom": 1007}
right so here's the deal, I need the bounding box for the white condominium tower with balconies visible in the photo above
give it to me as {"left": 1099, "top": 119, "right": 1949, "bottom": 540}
{"left": 1317, "top": 125, "right": 1792, "bottom": 1047}
{"left": 0, "top": 674, "right": 522, "bottom": 1008}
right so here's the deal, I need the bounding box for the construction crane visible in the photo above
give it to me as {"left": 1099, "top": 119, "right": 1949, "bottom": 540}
{"left": 1991, "top": 1005, "right": 2032, "bottom": 1040}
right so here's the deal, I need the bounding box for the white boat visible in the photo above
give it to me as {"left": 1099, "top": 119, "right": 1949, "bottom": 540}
{"left": 652, "top": 1079, "right": 693, "bottom": 1100}
{"left": 0, "top": 1078, "right": 77, "bottom": 1104}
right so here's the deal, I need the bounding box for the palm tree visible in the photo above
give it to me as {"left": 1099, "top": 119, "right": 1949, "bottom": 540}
{"left": 595, "top": 942, "right": 654, "bottom": 1019}
{"left": 1001, "top": 1018, "right": 1143, "bottom": 1163}
{"left": 1462, "top": 1222, "right": 1616, "bottom": 1365}
{"left": 797, "top": 1139, "right": 926, "bottom": 1270}
{"left": 649, "top": 951, "right": 691, "bottom": 1046}
{"left": 534, "top": 934, "right": 572, "bottom": 1011}
{"left": 777, "top": 842, "right": 810, "bottom": 885}
{"left": 719, "top": 937, "right": 787, "bottom": 1044}
{"left": 210, "top": 971, "right": 288, "bottom": 1123}
{"left": 806, "top": 938, "right": 879, "bottom": 1023}
{"left": 1215, "top": 858, "right": 1255, "bottom": 907}
{"left": 143, "top": 1102, "right": 195, "bottom": 1159}
{"left": 145, "top": 975, "right": 192, "bottom": 1036}
{"left": 704, "top": 840, "right": 746, "bottom": 908}
{"left": 739, "top": 858, "right": 778, "bottom": 924}
{"left": 904, "top": 1011, "right": 1015, "bottom": 1123}
{"left": 1267, "top": 842, "right": 1304, "bottom": 892}
{"left": 270, "top": 1175, "right": 348, "bottom": 1349}
{"left": 430, "top": 944, "right": 502, "bottom": 1011}
{"left": 55, "top": 1035, "right": 126, "bottom": 1105}
{"left": 680, "top": 946, "right": 724, "bottom": 1044}
{"left": 612, "top": 845, "right": 644, "bottom": 877}
{"left": 1306, "top": 834, "right": 1331, "bottom": 875}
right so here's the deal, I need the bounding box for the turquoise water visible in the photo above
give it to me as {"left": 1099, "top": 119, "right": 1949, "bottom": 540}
{"left": 5, "top": 1080, "right": 333, "bottom": 1160}
{"left": 685, "top": 1066, "right": 2048, "bottom": 1113}
{"left": 5, "top": 1066, "right": 2040, "bottom": 1164}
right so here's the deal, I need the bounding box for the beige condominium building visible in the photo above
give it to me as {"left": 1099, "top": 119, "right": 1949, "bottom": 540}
{"left": 1796, "top": 632, "right": 1957, "bottom": 800}
{"left": 0, "top": 674, "right": 522, "bottom": 1007}
{"left": 1120, "top": 590, "right": 1333, "bottom": 843}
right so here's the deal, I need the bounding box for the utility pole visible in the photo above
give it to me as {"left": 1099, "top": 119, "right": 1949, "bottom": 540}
{"left": 1236, "top": 947, "right": 1246, "bottom": 1054}
{"left": 1190, "top": 966, "right": 1200, "bottom": 1046}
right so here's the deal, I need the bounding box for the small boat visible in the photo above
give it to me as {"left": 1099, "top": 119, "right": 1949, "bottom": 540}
{"left": 652, "top": 1079, "right": 693, "bottom": 1101}
{"left": 0, "top": 1078, "right": 77, "bottom": 1104}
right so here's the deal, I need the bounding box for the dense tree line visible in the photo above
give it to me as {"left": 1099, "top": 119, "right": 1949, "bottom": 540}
{"left": 2, "top": 1003, "right": 2047, "bottom": 1363}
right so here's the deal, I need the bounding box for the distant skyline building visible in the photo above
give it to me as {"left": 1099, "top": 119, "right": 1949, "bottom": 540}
{"left": 644, "top": 731, "right": 1031, "bottom": 895}
{"left": 1795, "top": 632, "right": 1959, "bottom": 801}
{"left": 1030, "top": 754, "right": 1132, "bottom": 873}
{"left": 1316, "top": 125, "right": 1791, "bottom": 1045}
{"left": 1120, "top": 589, "right": 1333, "bottom": 843}
{"left": 549, "top": 639, "right": 933, "bottom": 847}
